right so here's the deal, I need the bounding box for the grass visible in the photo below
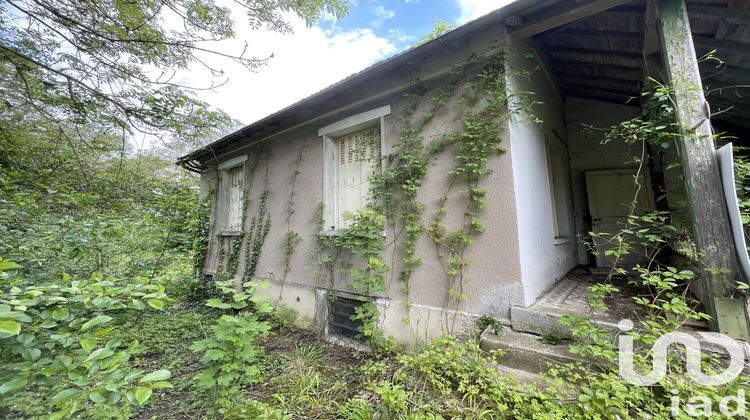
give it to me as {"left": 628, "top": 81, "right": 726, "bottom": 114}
{"left": 119, "top": 302, "right": 368, "bottom": 419}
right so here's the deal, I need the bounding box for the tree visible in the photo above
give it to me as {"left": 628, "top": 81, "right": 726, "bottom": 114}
{"left": 0, "top": 0, "right": 348, "bottom": 153}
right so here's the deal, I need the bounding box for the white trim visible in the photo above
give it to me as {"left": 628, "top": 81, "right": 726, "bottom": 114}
{"left": 218, "top": 155, "right": 247, "bottom": 170}
{"left": 321, "top": 108, "right": 388, "bottom": 231}
{"left": 553, "top": 237, "right": 572, "bottom": 246}
{"left": 317, "top": 105, "right": 391, "bottom": 137}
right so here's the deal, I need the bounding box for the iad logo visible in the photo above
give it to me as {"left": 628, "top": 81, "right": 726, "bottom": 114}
{"left": 617, "top": 319, "right": 746, "bottom": 386}
{"left": 617, "top": 319, "right": 749, "bottom": 416}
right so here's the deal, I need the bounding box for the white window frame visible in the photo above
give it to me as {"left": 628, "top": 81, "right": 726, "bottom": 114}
{"left": 218, "top": 155, "right": 247, "bottom": 234}
{"left": 320, "top": 105, "right": 390, "bottom": 231}
{"left": 545, "top": 140, "right": 572, "bottom": 244}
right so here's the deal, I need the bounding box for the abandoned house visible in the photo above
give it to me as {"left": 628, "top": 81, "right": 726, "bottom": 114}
{"left": 178, "top": 0, "right": 750, "bottom": 347}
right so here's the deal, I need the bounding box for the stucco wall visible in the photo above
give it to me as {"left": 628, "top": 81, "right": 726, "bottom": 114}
{"left": 506, "top": 41, "right": 578, "bottom": 306}
{"left": 198, "top": 32, "right": 527, "bottom": 347}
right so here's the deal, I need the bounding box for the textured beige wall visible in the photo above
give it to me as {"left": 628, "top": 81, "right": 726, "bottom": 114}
{"left": 199, "top": 39, "right": 526, "bottom": 345}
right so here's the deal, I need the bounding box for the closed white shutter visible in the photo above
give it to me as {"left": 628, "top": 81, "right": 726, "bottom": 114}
{"left": 226, "top": 165, "right": 244, "bottom": 230}
{"left": 336, "top": 126, "right": 380, "bottom": 228}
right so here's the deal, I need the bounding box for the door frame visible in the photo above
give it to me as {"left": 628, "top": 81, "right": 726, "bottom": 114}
{"left": 584, "top": 168, "right": 656, "bottom": 267}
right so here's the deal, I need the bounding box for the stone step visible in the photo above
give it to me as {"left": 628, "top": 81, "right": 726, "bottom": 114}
{"left": 510, "top": 304, "right": 621, "bottom": 338}
{"left": 479, "top": 327, "right": 589, "bottom": 375}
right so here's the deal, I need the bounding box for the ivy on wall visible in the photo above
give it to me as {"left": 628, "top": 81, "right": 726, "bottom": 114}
{"left": 312, "top": 52, "right": 541, "bottom": 348}
{"left": 200, "top": 51, "right": 541, "bottom": 348}
{"left": 191, "top": 189, "right": 214, "bottom": 276}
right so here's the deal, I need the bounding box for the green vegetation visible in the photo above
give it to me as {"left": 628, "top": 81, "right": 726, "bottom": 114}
{"left": 2, "top": 1, "right": 749, "bottom": 418}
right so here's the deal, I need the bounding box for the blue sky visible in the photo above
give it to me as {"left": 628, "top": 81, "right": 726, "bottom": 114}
{"left": 323, "top": 0, "right": 464, "bottom": 50}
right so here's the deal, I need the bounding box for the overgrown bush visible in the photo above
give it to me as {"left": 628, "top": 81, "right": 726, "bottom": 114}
{"left": 189, "top": 279, "right": 273, "bottom": 412}
{"left": 0, "top": 259, "right": 171, "bottom": 418}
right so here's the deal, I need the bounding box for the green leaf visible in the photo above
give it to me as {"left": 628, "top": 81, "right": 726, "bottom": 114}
{"left": 0, "top": 320, "right": 21, "bottom": 336}
{"left": 146, "top": 299, "right": 164, "bottom": 310}
{"left": 0, "top": 377, "right": 27, "bottom": 394}
{"left": 85, "top": 347, "right": 114, "bottom": 362}
{"left": 80, "top": 338, "right": 97, "bottom": 352}
{"left": 81, "top": 315, "right": 112, "bottom": 332}
{"left": 89, "top": 390, "right": 107, "bottom": 404}
{"left": 139, "top": 369, "right": 171, "bottom": 383}
{"left": 149, "top": 381, "right": 172, "bottom": 389}
{"left": 52, "top": 388, "right": 81, "bottom": 402}
{"left": 51, "top": 308, "right": 69, "bottom": 321}
{"left": 206, "top": 298, "right": 230, "bottom": 309}
{"left": 0, "top": 260, "right": 22, "bottom": 272}
{"left": 133, "top": 387, "right": 152, "bottom": 405}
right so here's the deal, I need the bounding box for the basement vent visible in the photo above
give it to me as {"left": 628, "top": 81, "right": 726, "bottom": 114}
{"left": 328, "top": 296, "right": 365, "bottom": 338}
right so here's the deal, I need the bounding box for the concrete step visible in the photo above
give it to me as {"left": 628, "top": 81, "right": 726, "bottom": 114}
{"left": 510, "top": 304, "right": 620, "bottom": 338}
{"left": 479, "top": 327, "right": 589, "bottom": 375}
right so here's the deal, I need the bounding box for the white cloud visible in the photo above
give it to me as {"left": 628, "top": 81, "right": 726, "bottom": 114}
{"left": 179, "top": 6, "right": 396, "bottom": 128}
{"left": 456, "top": 0, "right": 515, "bottom": 23}
{"left": 372, "top": 5, "right": 396, "bottom": 20}
{"left": 371, "top": 5, "right": 396, "bottom": 28}
{"left": 388, "top": 28, "right": 416, "bottom": 44}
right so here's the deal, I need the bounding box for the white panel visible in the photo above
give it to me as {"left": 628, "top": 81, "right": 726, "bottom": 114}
{"left": 318, "top": 105, "right": 391, "bottom": 137}
{"left": 226, "top": 165, "right": 244, "bottom": 230}
{"left": 717, "top": 143, "right": 750, "bottom": 284}
{"left": 218, "top": 155, "right": 248, "bottom": 170}
{"left": 336, "top": 127, "right": 380, "bottom": 228}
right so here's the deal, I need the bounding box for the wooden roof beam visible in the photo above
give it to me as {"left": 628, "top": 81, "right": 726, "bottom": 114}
{"left": 508, "top": 0, "right": 635, "bottom": 39}
{"left": 556, "top": 66, "right": 643, "bottom": 81}
{"left": 559, "top": 75, "right": 643, "bottom": 91}
{"left": 561, "top": 83, "right": 639, "bottom": 98}
{"left": 686, "top": 4, "right": 750, "bottom": 25}
{"left": 544, "top": 28, "right": 644, "bottom": 41}
{"left": 693, "top": 36, "right": 750, "bottom": 57}
{"left": 564, "top": 91, "right": 637, "bottom": 105}
{"left": 547, "top": 45, "right": 643, "bottom": 60}
{"left": 551, "top": 58, "right": 643, "bottom": 75}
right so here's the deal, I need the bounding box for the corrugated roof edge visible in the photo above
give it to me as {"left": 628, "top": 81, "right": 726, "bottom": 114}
{"left": 176, "top": 0, "right": 539, "bottom": 171}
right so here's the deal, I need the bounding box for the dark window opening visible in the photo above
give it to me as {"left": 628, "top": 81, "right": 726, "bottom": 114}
{"left": 328, "top": 296, "right": 365, "bottom": 338}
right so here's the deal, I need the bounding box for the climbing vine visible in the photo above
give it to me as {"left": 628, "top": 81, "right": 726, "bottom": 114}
{"left": 244, "top": 159, "right": 271, "bottom": 281}
{"left": 191, "top": 188, "right": 214, "bottom": 275}
{"left": 282, "top": 140, "right": 306, "bottom": 275}
{"left": 312, "top": 52, "right": 541, "bottom": 347}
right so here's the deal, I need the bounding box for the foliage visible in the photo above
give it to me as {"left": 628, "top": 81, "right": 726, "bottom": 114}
{"left": 734, "top": 147, "right": 750, "bottom": 232}
{"left": 191, "top": 191, "right": 214, "bottom": 276}
{"left": 0, "top": 0, "right": 347, "bottom": 154}
{"left": 476, "top": 314, "right": 503, "bottom": 335}
{"left": 418, "top": 17, "right": 457, "bottom": 45}
{"left": 281, "top": 139, "right": 307, "bottom": 276}
{"left": 315, "top": 209, "right": 394, "bottom": 349}
{"left": 311, "top": 52, "right": 540, "bottom": 346}
{"left": 0, "top": 260, "right": 171, "bottom": 418}
{"left": 0, "top": 127, "right": 200, "bottom": 284}
{"left": 556, "top": 81, "right": 750, "bottom": 418}
{"left": 189, "top": 279, "right": 273, "bottom": 412}
{"left": 245, "top": 187, "right": 272, "bottom": 280}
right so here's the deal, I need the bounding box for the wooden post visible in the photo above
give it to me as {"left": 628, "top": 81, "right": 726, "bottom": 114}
{"left": 654, "top": 0, "right": 749, "bottom": 339}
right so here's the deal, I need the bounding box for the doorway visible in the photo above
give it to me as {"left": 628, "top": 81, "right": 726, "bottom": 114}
{"left": 585, "top": 169, "right": 655, "bottom": 268}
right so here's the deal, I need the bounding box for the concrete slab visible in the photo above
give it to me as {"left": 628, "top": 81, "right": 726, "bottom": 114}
{"left": 480, "top": 327, "right": 590, "bottom": 374}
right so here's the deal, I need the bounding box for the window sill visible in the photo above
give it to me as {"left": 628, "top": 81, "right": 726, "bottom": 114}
{"left": 322, "top": 228, "right": 387, "bottom": 237}
{"left": 219, "top": 230, "right": 243, "bottom": 237}
{"left": 553, "top": 237, "right": 572, "bottom": 246}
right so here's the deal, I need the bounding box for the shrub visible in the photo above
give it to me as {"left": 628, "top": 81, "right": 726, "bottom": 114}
{"left": 0, "top": 259, "right": 171, "bottom": 418}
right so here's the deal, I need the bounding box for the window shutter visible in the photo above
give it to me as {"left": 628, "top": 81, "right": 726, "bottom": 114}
{"left": 226, "top": 165, "right": 244, "bottom": 230}
{"left": 336, "top": 127, "right": 381, "bottom": 228}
